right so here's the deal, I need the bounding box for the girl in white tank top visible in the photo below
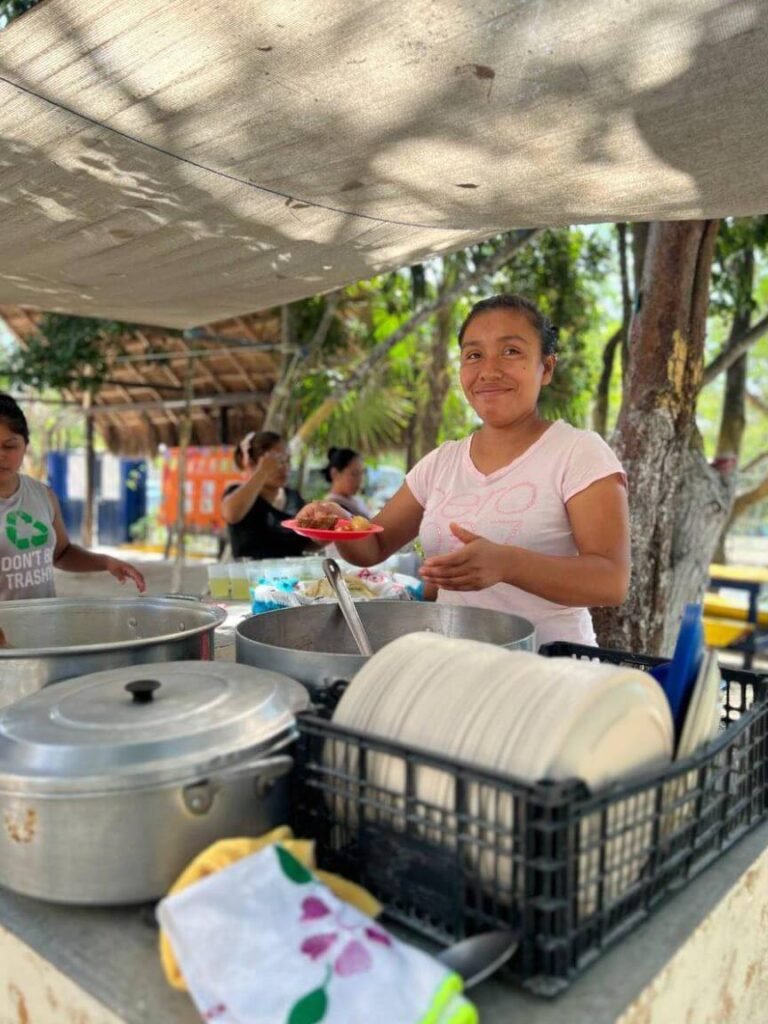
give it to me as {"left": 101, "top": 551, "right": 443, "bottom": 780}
{"left": 0, "top": 393, "right": 146, "bottom": 602}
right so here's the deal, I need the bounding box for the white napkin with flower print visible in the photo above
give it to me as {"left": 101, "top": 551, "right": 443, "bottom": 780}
{"left": 157, "top": 844, "right": 477, "bottom": 1024}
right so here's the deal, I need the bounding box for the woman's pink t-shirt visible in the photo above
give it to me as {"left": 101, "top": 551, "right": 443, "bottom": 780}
{"left": 405, "top": 420, "right": 626, "bottom": 648}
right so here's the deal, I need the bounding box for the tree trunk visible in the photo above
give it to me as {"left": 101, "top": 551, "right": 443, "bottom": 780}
{"left": 662, "top": 440, "right": 735, "bottom": 651}
{"left": 631, "top": 223, "right": 649, "bottom": 294}
{"left": 262, "top": 305, "right": 293, "bottom": 433}
{"left": 591, "top": 329, "right": 621, "bottom": 437}
{"left": 412, "top": 263, "right": 458, "bottom": 463}
{"left": 404, "top": 412, "right": 419, "bottom": 472}
{"left": 715, "top": 249, "right": 753, "bottom": 459}
{"left": 592, "top": 227, "right": 634, "bottom": 436}
{"left": 711, "top": 249, "right": 753, "bottom": 562}
{"left": 592, "top": 220, "right": 723, "bottom": 656}
{"left": 617, "top": 223, "right": 632, "bottom": 380}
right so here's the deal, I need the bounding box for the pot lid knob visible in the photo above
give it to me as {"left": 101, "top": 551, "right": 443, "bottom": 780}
{"left": 125, "top": 679, "right": 162, "bottom": 704}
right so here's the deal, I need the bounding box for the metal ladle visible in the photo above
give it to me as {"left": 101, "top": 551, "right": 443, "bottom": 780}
{"left": 322, "top": 558, "right": 374, "bottom": 657}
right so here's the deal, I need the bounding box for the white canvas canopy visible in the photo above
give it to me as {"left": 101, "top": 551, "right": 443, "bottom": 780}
{"left": 0, "top": 0, "right": 766, "bottom": 327}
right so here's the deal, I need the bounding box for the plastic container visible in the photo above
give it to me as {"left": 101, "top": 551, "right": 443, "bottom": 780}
{"left": 291, "top": 642, "right": 768, "bottom": 996}
{"left": 206, "top": 563, "right": 231, "bottom": 600}
{"left": 228, "top": 562, "right": 251, "bottom": 602}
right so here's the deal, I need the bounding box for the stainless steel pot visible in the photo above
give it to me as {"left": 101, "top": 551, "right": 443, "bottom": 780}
{"left": 0, "top": 596, "right": 227, "bottom": 710}
{"left": 0, "top": 661, "right": 308, "bottom": 904}
{"left": 236, "top": 601, "right": 536, "bottom": 695}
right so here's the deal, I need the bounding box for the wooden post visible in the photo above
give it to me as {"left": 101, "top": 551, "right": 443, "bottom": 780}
{"left": 82, "top": 393, "right": 95, "bottom": 546}
{"left": 170, "top": 360, "right": 194, "bottom": 594}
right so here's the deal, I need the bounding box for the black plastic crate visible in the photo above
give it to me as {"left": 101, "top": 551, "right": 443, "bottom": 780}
{"left": 290, "top": 642, "right": 768, "bottom": 996}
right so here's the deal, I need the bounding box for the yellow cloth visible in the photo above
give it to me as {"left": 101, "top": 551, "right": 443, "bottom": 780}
{"left": 159, "top": 827, "right": 382, "bottom": 991}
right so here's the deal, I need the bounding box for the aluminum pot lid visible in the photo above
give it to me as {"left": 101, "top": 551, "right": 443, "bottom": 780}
{"left": 0, "top": 661, "right": 309, "bottom": 793}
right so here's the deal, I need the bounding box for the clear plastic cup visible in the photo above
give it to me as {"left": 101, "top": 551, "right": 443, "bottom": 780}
{"left": 296, "top": 556, "right": 325, "bottom": 581}
{"left": 228, "top": 562, "right": 251, "bottom": 602}
{"left": 207, "top": 563, "right": 231, "bottom": 599}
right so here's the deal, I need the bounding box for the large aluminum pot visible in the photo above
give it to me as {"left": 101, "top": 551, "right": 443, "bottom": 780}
{"left": 0, "top": 596, "right": 227, "bottom": 710}
{"left": 236, "top": 601, "right": 535, "bottom": 695}
{"left": 0, "top": 661, "right": 308, "bottom": 904}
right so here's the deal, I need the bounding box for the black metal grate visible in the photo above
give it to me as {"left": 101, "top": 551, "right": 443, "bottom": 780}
{"left": 290, "top": 643, "right": 768, "bottom": 996}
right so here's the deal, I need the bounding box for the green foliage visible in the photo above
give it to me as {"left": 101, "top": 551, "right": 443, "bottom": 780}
{"left": 292, "top": 366, "right": 414, "bottom": 455}
{"left": 0, "top": 0, "right": 40, "bottom": 28}
{"left": 698, "top": 216, "right": 768, "bottom": 464}
{"left": 477, "top": 228, "right": 613, "bottom": 424}
{"left": 710, "top": 216, "right": 768, "bottom": 321}
{"left": 6, "top": 314, "right": 126, "bottom": 394}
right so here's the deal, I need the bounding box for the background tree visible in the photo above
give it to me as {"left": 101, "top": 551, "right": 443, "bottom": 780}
{"left": 705, "top": 217, "right": 768, "bottom": 559}
{"left": 593, "top": 220, "right": 727, "bottom": 655}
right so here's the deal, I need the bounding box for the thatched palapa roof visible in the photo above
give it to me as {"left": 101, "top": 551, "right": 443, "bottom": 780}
{"left": 0, "top": 305, "right": 281, "bottom": 454}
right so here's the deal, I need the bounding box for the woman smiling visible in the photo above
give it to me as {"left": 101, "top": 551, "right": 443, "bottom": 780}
{"left": 297, "top": 295, "right": 629, "bottom": 647}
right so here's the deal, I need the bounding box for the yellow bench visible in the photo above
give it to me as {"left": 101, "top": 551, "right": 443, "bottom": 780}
{"left": 704, "top": 593, "right": 768, "bottom": 628}
{"left": 703, "top": 615, "right": 754, "bottom": 649}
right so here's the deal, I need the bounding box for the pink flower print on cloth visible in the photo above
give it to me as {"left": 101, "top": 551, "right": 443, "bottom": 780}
{"left": 289, "top": 863, "right": 397, "bottom": 1022}
{"left": 157, "top": 842, "right": 469, "bottom": 1024}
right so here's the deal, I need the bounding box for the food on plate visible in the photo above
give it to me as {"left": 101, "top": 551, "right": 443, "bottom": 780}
{"left": 335, "top": 515, "right": 375, "bottom": 532}
{"left": 295, "top": 502, "right": 341, "bottom": 531}
{"left": 294, "top": 505, "right": 376, "bottom": 534}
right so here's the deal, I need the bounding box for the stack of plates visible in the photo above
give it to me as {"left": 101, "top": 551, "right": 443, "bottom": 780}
{"left": 661, "top": 647, "right": 724, "bottom": 837}
{"left": 329, "top": 633, "right": 675, "bottom": 914}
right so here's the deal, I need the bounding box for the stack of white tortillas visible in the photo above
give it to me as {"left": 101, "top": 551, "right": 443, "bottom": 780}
{"left": 330, "top": 633, "right": 675, "bottom": 915}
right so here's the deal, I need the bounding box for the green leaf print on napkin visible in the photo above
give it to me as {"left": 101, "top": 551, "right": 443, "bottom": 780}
{"left": 276, "top": 845, "right": 313, "bottom": 885}
{"left": 287, "top": 985, "right": 328, "bottom": 1024}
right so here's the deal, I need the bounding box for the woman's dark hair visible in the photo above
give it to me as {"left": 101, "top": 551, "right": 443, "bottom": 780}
{"left": 0, "top": 393, "right": 30, "bottom": 443}
{"left": 322, "top": 447, "right": 360, "bottom": 483}
{"left": 234, "top": 430, "right": 283, "bottom": 470}
{"left": 458, "top": 294, "right": 559, "bottom": 357}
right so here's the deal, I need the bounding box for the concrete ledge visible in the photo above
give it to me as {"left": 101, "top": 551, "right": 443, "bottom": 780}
{"left": 0, "top": 821, "right": 766, "bottom": 1024}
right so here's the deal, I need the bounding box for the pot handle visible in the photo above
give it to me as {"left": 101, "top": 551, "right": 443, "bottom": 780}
{"left": 204, "top": 753, "right": 294, "bottom": 786}
{"left": 183, "top": 753, "right": 294, "bottom": 814}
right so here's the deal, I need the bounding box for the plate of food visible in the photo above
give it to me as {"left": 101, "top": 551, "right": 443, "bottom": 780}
{"left": 282, "top": 508, "right": 383, "bottom": 542}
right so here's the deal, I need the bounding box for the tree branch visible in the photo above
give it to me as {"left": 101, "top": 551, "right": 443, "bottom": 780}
{"left": 591, "top": 328, "right": 621, "bottom": 436}
{"left": 741, "top": 449, "right": 768, "bottom": 474}
{"left": 746, "top": 387, "right": 768, "bottom": 417}
{"left": 701, "top": 312, "right": 768, "bottom": 387}
{"left": 732, "top": 472, "right": 768, "bottom": 519}
{"left": 265, "top": 293, "right": 340, "bottom": 432}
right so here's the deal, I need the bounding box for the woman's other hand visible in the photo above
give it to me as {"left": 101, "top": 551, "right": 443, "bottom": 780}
{"left": 420, "top": 523, "right": 505, "bottom": 591}
{"left": 104, "top": 555, "right": 147, "bottom": 593}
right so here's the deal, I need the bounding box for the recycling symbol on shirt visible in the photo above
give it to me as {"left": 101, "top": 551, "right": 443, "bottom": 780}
{"left": 5, "top": 510, "right": 49, "bottom": 550}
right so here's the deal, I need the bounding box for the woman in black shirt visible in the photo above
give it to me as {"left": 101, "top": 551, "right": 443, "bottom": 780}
{"left": 221, "top": 431, "right": 309, "bottom": 560}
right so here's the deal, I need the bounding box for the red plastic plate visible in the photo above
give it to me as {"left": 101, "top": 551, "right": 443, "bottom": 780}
{"left": 281, "top": 519, "right": 384, "bottom": 542}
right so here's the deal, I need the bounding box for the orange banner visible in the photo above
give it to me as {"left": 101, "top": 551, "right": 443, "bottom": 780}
{"left": 159, "top": 446, "right": 244, "bottom": 532}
